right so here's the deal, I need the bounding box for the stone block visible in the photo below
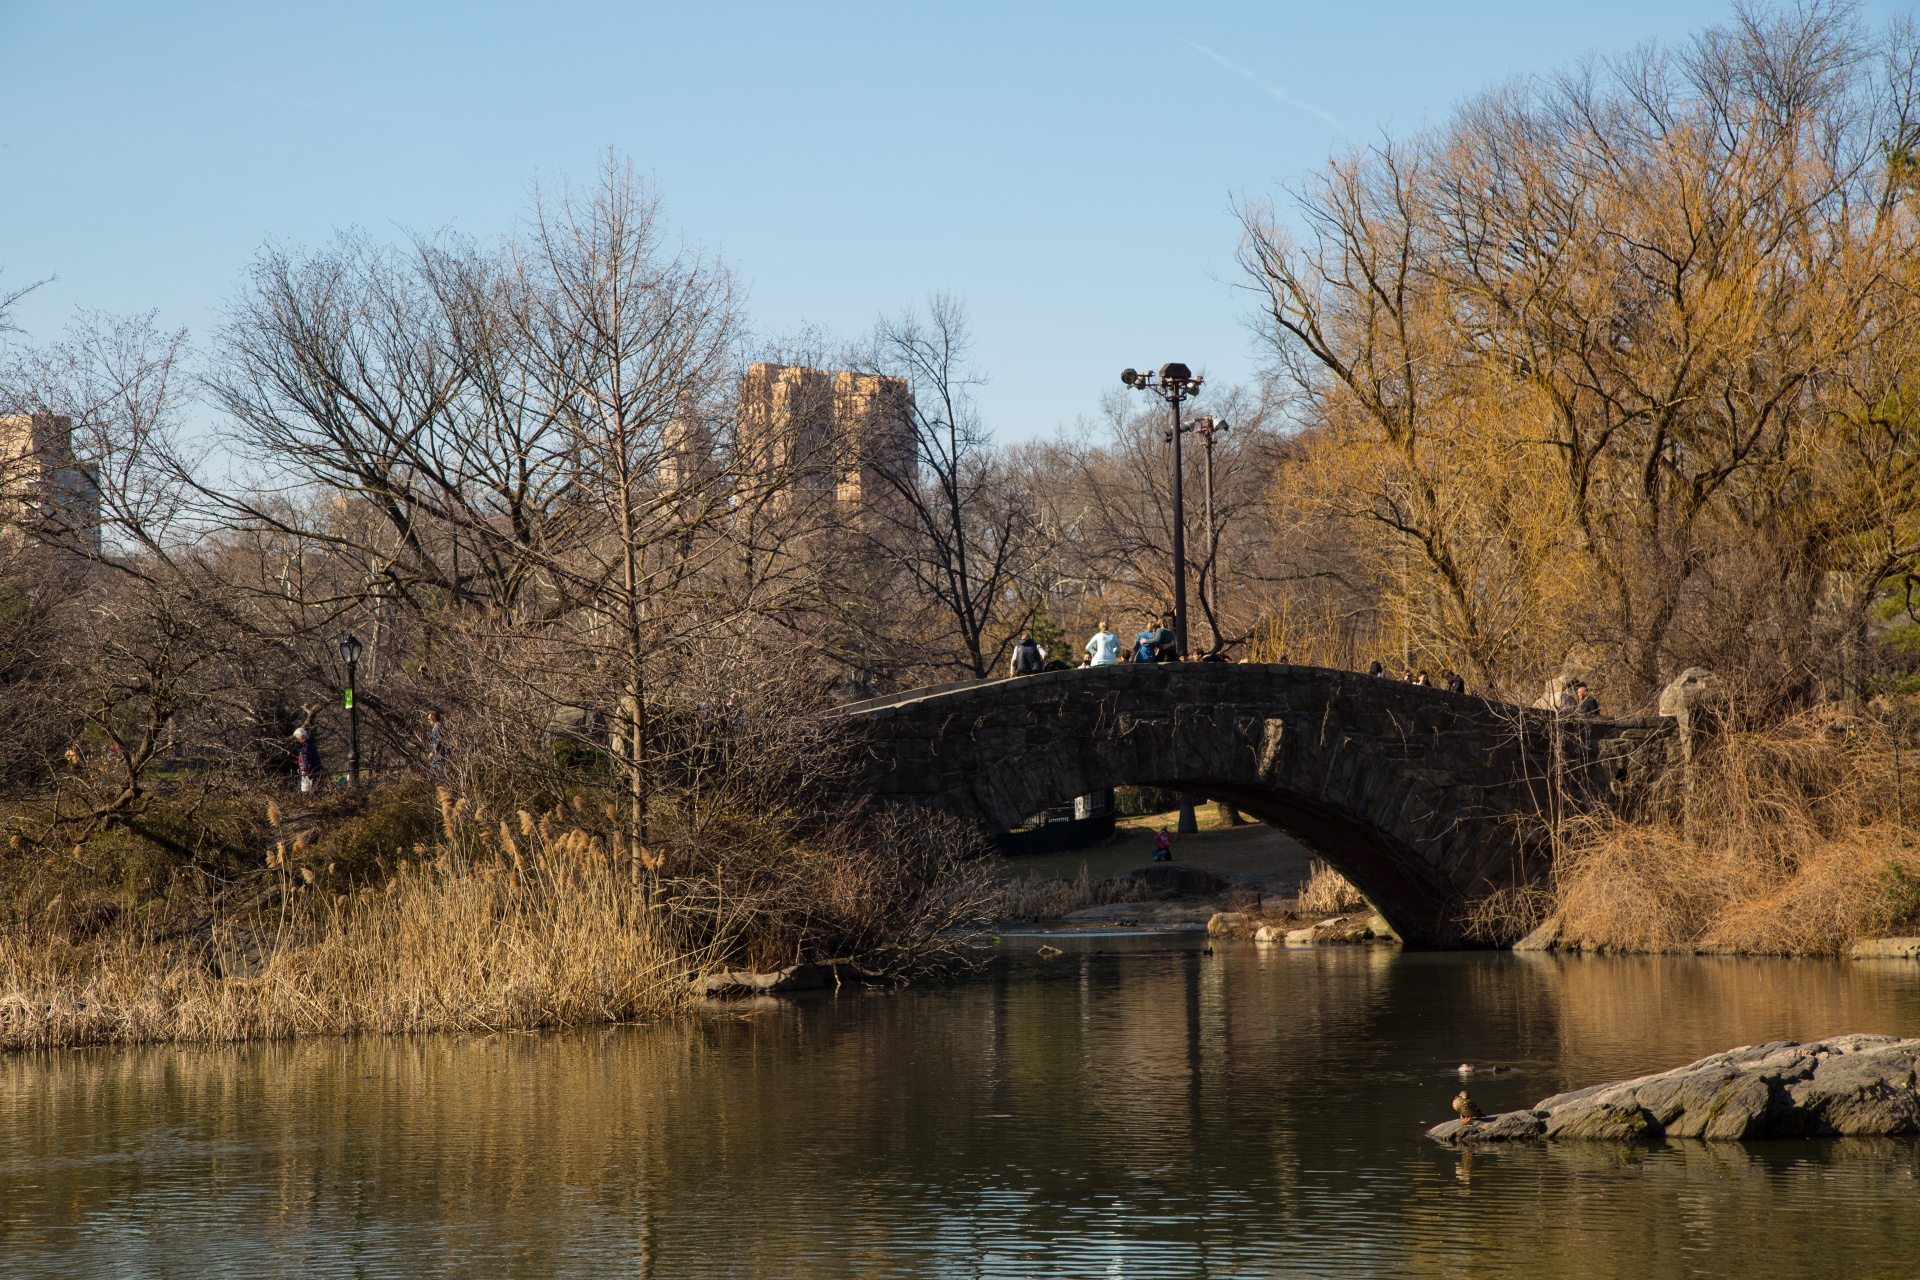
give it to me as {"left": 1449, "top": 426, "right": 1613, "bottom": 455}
{"left": 1206, "top": 911, "right": 1251, "bottom": 937}
{"left": 1850, "top": 937, "right": 1920, "bottom": 959}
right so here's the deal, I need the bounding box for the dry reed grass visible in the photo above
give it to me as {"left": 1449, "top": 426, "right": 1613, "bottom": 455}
{"left": 1298, "top": 859, "right": 1366, "bottom": 916}
{"left": 1550, "top": 709, "right": 1920, "bottom": 954}
{"left": 0, "top": 852, "right": 694, "bottom": 1052}
{"left": 0, "top": 796, "right": 1001, "bottom": 1051}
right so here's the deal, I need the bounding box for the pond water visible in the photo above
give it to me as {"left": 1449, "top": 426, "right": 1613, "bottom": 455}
{"left": 4, "top": 938, "right": 1920, "bottom": 1278}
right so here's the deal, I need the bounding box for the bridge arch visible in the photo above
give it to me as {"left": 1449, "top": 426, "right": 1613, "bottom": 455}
{"left": 836, "top": 664, "right": 1666, "bottom": 946}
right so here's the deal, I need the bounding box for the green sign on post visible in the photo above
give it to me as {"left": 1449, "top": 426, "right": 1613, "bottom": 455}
{"left": 343, "top": 688, "right": 354, "bottom": 709}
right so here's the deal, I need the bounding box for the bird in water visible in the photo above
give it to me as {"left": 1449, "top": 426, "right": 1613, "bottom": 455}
{"left": 1453, "top": 1091, "right": 1486, "bottom": 1122}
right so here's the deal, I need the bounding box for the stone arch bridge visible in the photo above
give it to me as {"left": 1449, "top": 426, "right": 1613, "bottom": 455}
{"left": 834, "top": 664, "right": 1672, "bottom": 947}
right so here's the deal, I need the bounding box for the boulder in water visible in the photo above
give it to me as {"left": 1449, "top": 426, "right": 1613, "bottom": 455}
{"left": 1428, "top": 1035, "right": 1920, "bottom": 1144}
{"left": 693, "top": 964, "right": 826, "bottom": 997}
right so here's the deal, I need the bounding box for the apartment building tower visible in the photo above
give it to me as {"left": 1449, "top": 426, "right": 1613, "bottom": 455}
{"left": 734, "top": 363, "right": 913, "bottom": 510}
{"left": 1, "top": 413, "right": 99, "bottom": 552}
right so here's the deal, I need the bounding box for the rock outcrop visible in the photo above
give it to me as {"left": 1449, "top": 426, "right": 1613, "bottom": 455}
{"left": 693, "top": 963, "right": 826, "bottom": 997}
{"left": 1428, "top": 1036, "right": 1920, "bottom": 1144}
{"left": 1851, "top": 937, "right": 1920, "bottom": 960}
{"left": 1253, "top": 912, "right": 1396, "bottom": 946}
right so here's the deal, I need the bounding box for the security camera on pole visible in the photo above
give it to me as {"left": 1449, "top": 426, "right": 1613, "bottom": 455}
{"left": 1121, "top": 362, "right": 1203, "bottom": 835}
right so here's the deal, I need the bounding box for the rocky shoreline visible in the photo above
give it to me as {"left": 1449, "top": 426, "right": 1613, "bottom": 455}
{"left": 1036, "top": 863, "right": 1401, "bottom": 946}
{"left": 1516, "top": 918, "right": 1920, "bottom": 959}
{"left": 1429, "top": 1036, "right": 1920, "bottom": 1143}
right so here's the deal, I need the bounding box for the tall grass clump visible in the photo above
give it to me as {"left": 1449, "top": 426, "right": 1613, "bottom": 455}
{"left": 1549, "top": 708, "right": 1920, "bottom": 954}
{"left": 0, "top": 848, "right": 688, "bottom": 1052}
{"left": 1298, "top": 859, "right": 1366, "bottom": 916}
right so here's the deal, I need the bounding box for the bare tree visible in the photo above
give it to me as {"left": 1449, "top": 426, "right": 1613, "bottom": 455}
{"left": 3, "top": 311, "right": 259, "bottom": 834}
{"left": 206, "top": 231, "right": 581, "bottom": 621}
{"left": 509, "top": 157, "right": 742, "bottom": 885}
{"left": 860, "top": 296, "right": 1039, "bottom": 678}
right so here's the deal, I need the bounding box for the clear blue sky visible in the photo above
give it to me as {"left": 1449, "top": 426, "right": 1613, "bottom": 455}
{"left": 2, "top": 1, "right": 1904, "bottom": 439}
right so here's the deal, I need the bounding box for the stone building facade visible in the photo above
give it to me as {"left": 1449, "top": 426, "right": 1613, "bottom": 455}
{"left": 0, "top": 413, "right": 99, "bottom": 552}
{"left": 734, "top": 363, "right": 913, "bottom": 512}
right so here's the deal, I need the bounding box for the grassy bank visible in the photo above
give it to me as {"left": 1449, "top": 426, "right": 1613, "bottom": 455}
{"left": 0, "top": 783, "right": 997, "bottom": 1051}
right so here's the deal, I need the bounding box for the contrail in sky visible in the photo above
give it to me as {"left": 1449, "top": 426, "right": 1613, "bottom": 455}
{"left": 1185, "top": 41, "right": 1348, "bottom": 135}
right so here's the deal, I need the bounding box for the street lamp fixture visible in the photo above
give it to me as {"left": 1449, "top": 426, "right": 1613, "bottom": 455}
{"left": 1119, "top": 363, "right": 1203, "bottom": 655}
{"left": 339, "top": 633, "right": 362, "bottom": 786}
{"left": 1122, "top": 362, "right": 1205, "bottom": 834}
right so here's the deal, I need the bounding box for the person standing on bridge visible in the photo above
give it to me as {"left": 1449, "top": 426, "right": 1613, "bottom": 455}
{"left": 1574, "top": 682, "right": 1600, "bottom": 716}
{"left": 1085, "top": 620, "right": 1121, "bottom": 667}
{"left": 1131, "top": 618, "right": 1161, "bottom": 663}
{"left": 1010, "top": 630, "right": 1047, "bottom": 676}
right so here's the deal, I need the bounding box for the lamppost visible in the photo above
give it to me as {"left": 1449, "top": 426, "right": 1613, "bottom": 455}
{"left": 1190, "top": 415, "right": 1230, "bottom": 648}
{"left": 1120, "top": 363, "right": 1203, "bottom": 655}
{"left": 1122, "top": 363, "right": 1204, "bottom": 835}
{"left": 339, "top": 633, "right": 362, "bottom": 787}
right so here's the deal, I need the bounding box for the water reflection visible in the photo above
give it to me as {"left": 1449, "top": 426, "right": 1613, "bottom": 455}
{"left": 3, "top": 944, "right": 1918, "bottom": 1278}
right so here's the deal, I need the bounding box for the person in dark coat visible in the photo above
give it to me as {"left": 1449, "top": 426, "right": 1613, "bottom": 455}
{"left": 1009, "top": 630, "right": 1046, "bottom": 676}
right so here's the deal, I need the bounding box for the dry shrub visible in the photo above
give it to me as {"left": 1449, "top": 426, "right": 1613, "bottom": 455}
{"left": 1298, "top": 859, "right": 1366, "bottom": 916}
{"left": 1554, "top": 823, "right": 1729, "bottom": 951}
{"left": 990, "top": 867, "right": 1151, "bottom": 920}
{"left": 657, "top": 809, "right": 1000, "bottom": 978}
{"left": 1552, "top": 710, "right": 1920, "bottom": 954}
{"left": 1461, "top": 883, "right": 1556, "bottom": 943}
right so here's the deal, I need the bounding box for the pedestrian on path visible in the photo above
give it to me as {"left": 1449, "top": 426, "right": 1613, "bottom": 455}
{"left": 1154, "top": 614, "right": 1177, "bottom": 662}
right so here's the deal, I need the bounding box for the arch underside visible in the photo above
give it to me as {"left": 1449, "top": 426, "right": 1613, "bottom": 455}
{"left": 972, "top": 767, "right": 1520, "bottom": 949}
